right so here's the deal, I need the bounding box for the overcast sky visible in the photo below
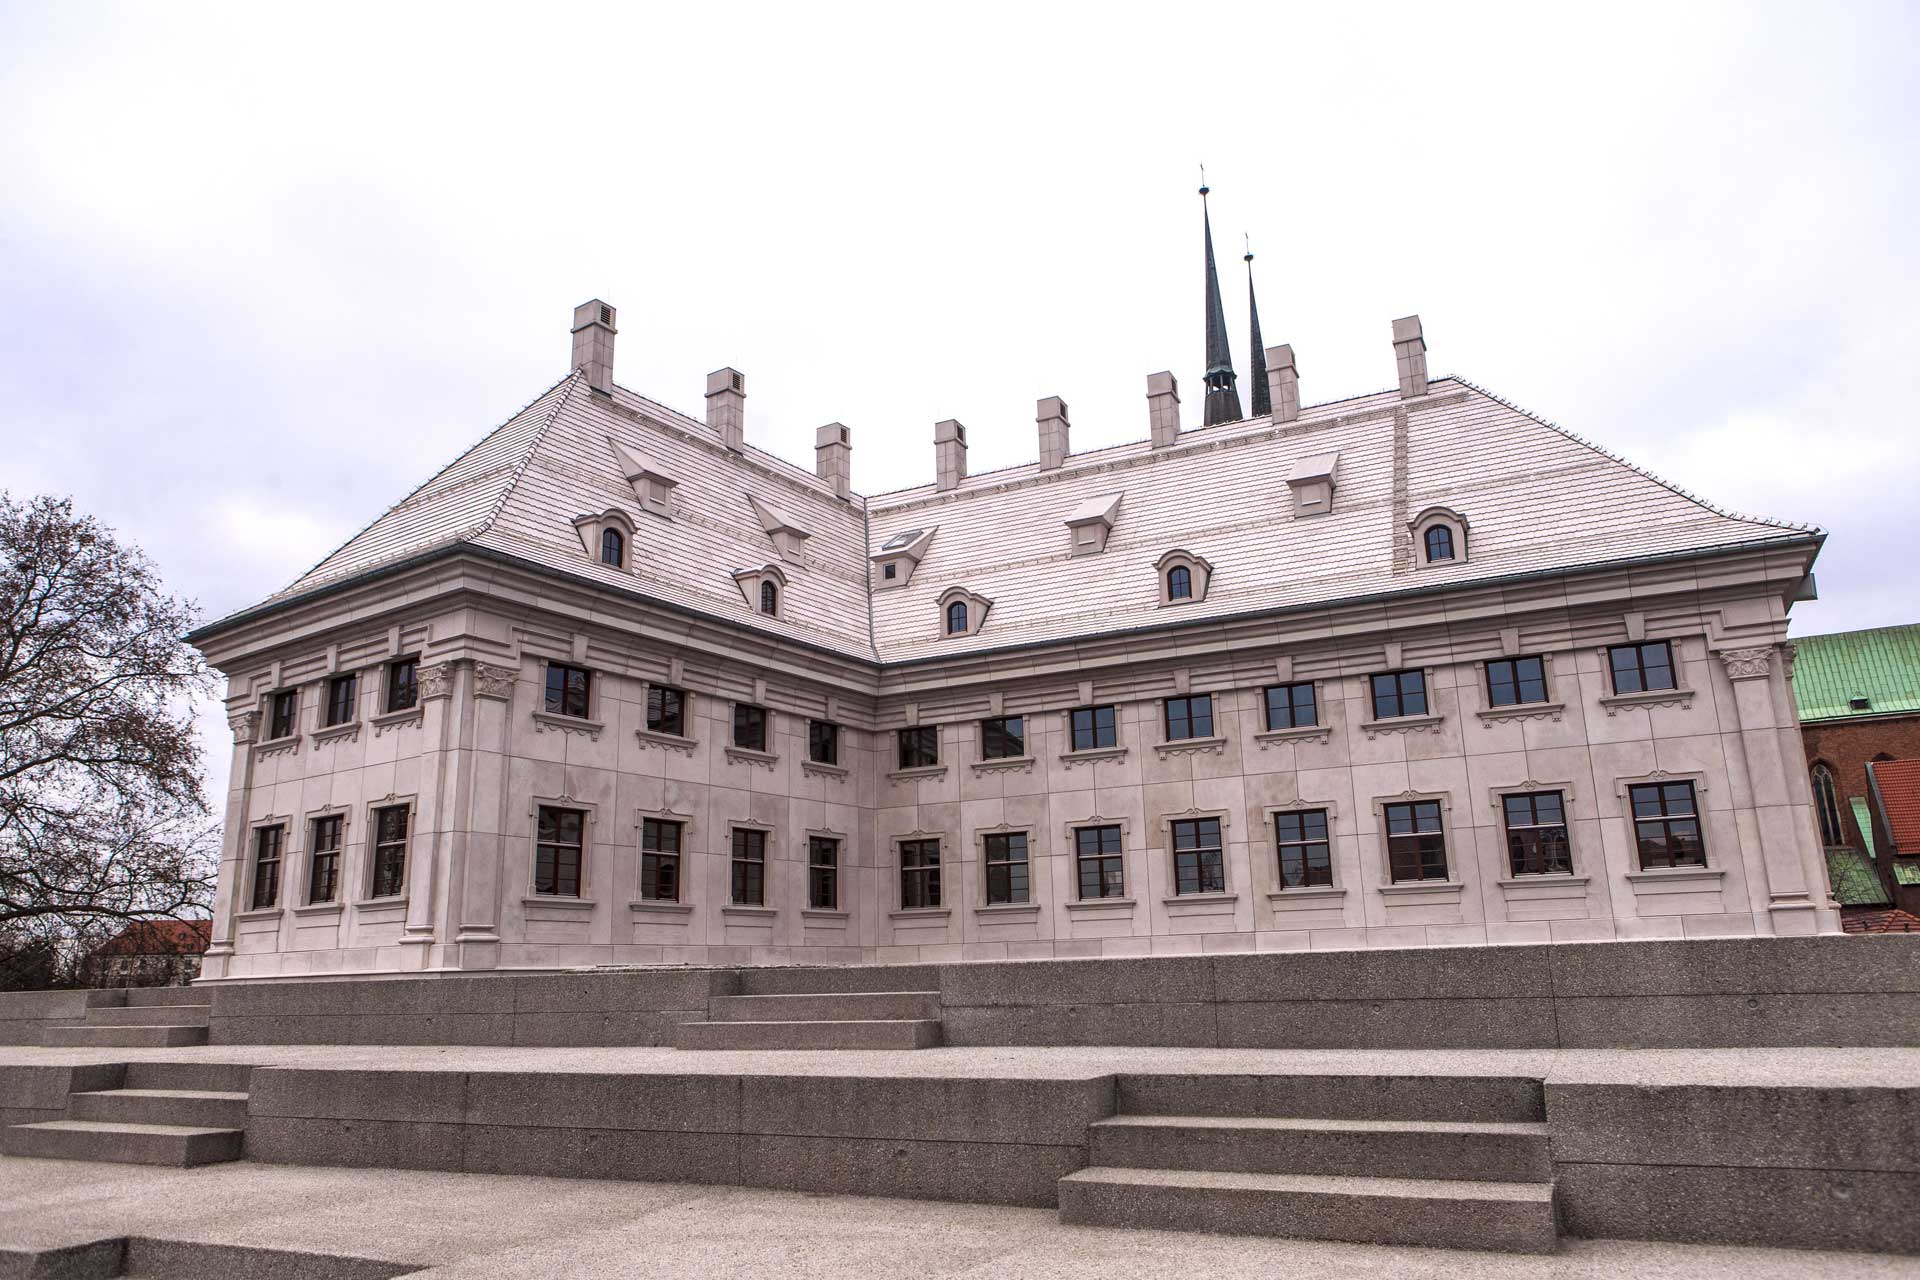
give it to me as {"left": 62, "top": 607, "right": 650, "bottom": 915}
{"left": 4, "top": 2, "right": 1918, "bottom": 800}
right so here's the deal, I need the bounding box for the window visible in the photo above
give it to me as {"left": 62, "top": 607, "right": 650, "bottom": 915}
{"left": 1812, "top": 764, "right": 1845, "bottom": 846}
{"left": 733, "top": 704, "right": 768, "bottom": 751}
{"left": 325, "top": 674, "right": 357, "bottom": 728}
{"left": 1264, "top": 682, "right": 1317, "bottom": 730}
{"left": 808, "top": 836, "right": 839, "bottom": 909}
{"left": 1630, "top": 782, "right": 1707, "bottom": 869}
{"left": 269, "top": 689, "right": 298, "bottom": 740}
{"left": 1503, "top": 792, "right": 1572, "bottom": 875}
{"left": 730, "top": 828, "right": 766, "bottom": 904}
{"left": 308, "top": 814, "right": 343, "bottom": 903}
{"left": 981, "top": 716, "right": 1026, "bottom": 760}
{"left": 1167, "top": 565, "right": 1193, "bottom": 600}
{"left": 1164, "top": 694, "right": 1214, "bottom": 741}
{"left": 600, "top": 526, "right": 624, "bottom": 567}
{"left": 646, "top": 686, "right": 687, "bottom": 736}
{"left": 1070, "top": 705, "right": 1118, "bottom": 752}
{"left": 1486, "top": 657, "right": 1548, "bottom": 708}
{"left": 251, "top": 825, "right": 284, "bottom": 910}
{"left": 545, "top": 664, "right": 592, "bottom": 719}
{"left": 641, "top": 818, "right": 682, "bottom": 902}
{"left": 1383, "top": 800, "right": 1448, "bottom": 882}
{"left": 900, "top": 838, "right": 941, "bottom": 908}
{"left": 897, "top": 725, "right": 939, "bottom": 770}
{"left": 1425, "top": 525, "right": 1455, "bottom": 562}
{"left": 946, "top": 601, "right": 968, "bottom": 635}
{"left": 1075, "top": 825, "right": 1125, "bottom": 899}
{"left": 984, "top": 832, "right": 1029, "bottom": 905}
{"left": 1370, "top": 670, "right": 1428, "bottom": 720}
{"left": 534, "top": 806, "right": 584, "bottom": 896}
{"left": 1171, "top": 817, "right": 1225, "bottom": 895}
{"left": 1609, "top": 641, "right": 1677, "bottom": 695}
{"left": 386, "top": 657, "right": 419, "bottom": 712}
{"left": 883, "top": 563, "right": 897, "bottom": 581}
{"left": 370, "top": 806, "right": 409, "bottom": 898}
{"left": 1275, "top": 810, "right": 1332, "bottom": 888}
{"left": 808, "top": 720, "right": 839, "bottom": 765}
{"left": 760, "top": 580, "right": 778, "bottom": 615}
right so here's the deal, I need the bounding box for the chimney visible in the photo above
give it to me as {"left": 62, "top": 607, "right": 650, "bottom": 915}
{"left": 934, "top": 420, "right": 967, "bottom": 491}
{"left": 1266, "top": 344, "right": 1300, "bottom": 423}
{"left": 1392, "top": 316, "right": 1428, "bottom": 399}
{"left": 570, "top": 300, "right": 617, "bottom": 395}
{"left": 815, "top": 423, "right": 852, "bottom": 500}
{"left": 706, "top": 368, "right": 745, "bottom": 451}
{"left": 1037, "top": 397, "right": 1070, "bottom": 470}
{"left": 1147, "top": 372, "right": 1181, "bottom": 448}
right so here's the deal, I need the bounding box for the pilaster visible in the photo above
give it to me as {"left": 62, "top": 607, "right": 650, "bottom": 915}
{"left": 200, "top": 705, "right": 260, "bottom": 979}
{"left": 1716, "top": 645, "right": 1832, "bottom": 935}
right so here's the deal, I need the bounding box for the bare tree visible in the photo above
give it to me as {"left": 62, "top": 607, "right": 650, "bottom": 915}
{"left": 0, "top": 494, "right": 216, "bottom": 948}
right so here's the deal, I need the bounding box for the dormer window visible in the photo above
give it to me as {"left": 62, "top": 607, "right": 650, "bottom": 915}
{"left": 748, "top": 495, "right": 812, "bottom": 564}
{"left": 1168, "top": 566, "right": 1191, "bottom": 600}
{"left": 871, "top": 526, "right": 936, "bottom": 589}
{"left": 1286, "top": 452, "right": 1339, "bottom": 518}
{"left": 1425, "top": 526, "right": 1454, "bottom": 562}
{"left": 1155, "top": 550, "right": 1213, "bottom": 606}
{"left": 610, "top": 440, "right": 678, "bottom": 518}
{"left": 732, "top": 564, "right": 788, "bottom": 618}
{"left": 760, "top": 581, "right": 778, "bottom": 615}
{"left": 600, "top": 527, "right": 625, "bottom": 568}
{"left": 1065, "top": 493, "right": 1122, "bottom": 557}
{"left": 1410, "top": 506, "right": 1469, "bottom": 567}
{"left": 946, "top": 601, "right": 968, "bottom": 634}
{"left": 937, "top": 586, "right": 992, "bottom": 639}
{"left": 572, "top": 509, "right": 637, "bottom": 574}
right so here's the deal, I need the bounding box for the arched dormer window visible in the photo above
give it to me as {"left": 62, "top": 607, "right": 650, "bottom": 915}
{"left": 1425, "top": 525, "right": 1454, "bottom": 562}
{"left": 946, "top": 601, "right": 968, "bottom": 634}
{"left": 730, "top": 563, "right": 788, "bottom": 618}
{"left": 572, "top": 508, "right": 637, "bottom": 574}
{"left": 601, "top": 527, "right": 625, "bottom": 568}
{"left": 1408, "top": 506, "right": 1469, "bottom": 568}
{"left": 1154, "top": 549, "right": 1213, "bottom": 606}
{"left": 760, "top": 581, "right": 778, "bottom": 616}
{"left": 1811, "top": 763, "right": 1845, "bottom": 847}
{"left": 937, "top": 586, "right": 992, "bottom": 639}
{"left": 1167, "top": 565, "right": 1192, "bottom": 600}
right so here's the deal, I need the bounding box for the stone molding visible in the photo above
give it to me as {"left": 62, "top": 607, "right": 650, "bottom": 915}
{"left": 1475, "top": 701, "right": 1565, "bottom": 725}
{"left": 1359, "top": 713, "right": 1444, "bottom": 739}
{"left": 1154, "top": 736, "right": 1228, "bottom": 759}
{"left": 1059, "top": 746, "right": 1127, "bottom": 770}
{"left": 635, "top": 728, "right": 698, "bottom": 756}
{"left": 723, "top": 745, "right": 779, "bottom": 770}
{"left": 418, "top": 662, "right": 458, "bottom": 701}
{"left": 310, "top": 722, "right": 361, "bottom": 747}
{"left": 473, "top": 663, "right": 518, "bottom": 700}
{"left": 1717, "top": 646, "right": 1774, "bottom": 680}
{"left": 254, "top": 737, "right": 301, "bottom": 760}
{"left": 1597, "top": 687, "right": 1695, "bottom": 716}
{"left": 370, "top": 707, "right": 423, "bottom": 736}
{"left": 887, "top": 764, "right": 948, "bottom": 782}
{"left": 1253, "top": 724, "right": 1332, "bottom": 748}
{"left": 229, "top": 710, "right": 260, "bottom": 744}
{"left": 533, "top": 711, "right": 603, "bottom": 741}
{"left": 971, "top": 755, "right": 1037, "bottom": 775}
{"left": 801, "top": 759, "right": 849, "bottom": 781}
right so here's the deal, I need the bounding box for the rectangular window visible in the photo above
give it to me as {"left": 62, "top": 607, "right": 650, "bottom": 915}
{"left": 646, "top": 686, "right": 687, "bottom": 736}
{"left": 1075, "top": 825, "right": 1125, "bottom": 899}
{"left": 534, "top": 806, "right": 584, "bottom": 897}
{"left": 308, "top": 814, "right": 343, "bottom": 903}
{"left": 1609, "top": 641, "right": 1677, "bottom": 695}
{"left": 808, "top": 720, "right": 839, "bottom": 765}
{"left": 730, "top": 828, "right": 766, "bottom": 905}
{"left": 1275, "top": 809, "right": 1333, "bottom": 888}
{"left": 733, "top": 704, "right": 768, "bottom": 752}
{"left": 897, "top": 725, "right": 939, "bottom": 770}
{"left": 900, "top": 838, "right": 941, "bottom": 908}
{"left": 1629, "top": 781, "right": 1707, "bottom": 869}
{"left": 641, "top": 818, "right": 682, "bottom": 902}
{"left": 981, "top": 716, "right": 1026, "bottom": 760}
{"left": 1370, "top": 670, "right": 1429, "bottom": 720}
{"left": 251, "top": 825, "right": 284, "bottom": 910}
{"left": 1383, "top": 800, "right": 1448, "bottom": 882}
{"left": 1164, "top": 694, "right": 1214, "bottom": 741}
{"left": 545, "top": 664, "right": 592, "bottom": 719}
{"left": 1070, "top": 705, "right": 1117, "bottom": 752}
{"left": 269, "top": 689, "right": 298, "bottom": 740}
{"left": 1503, "top": 791, "right": 1572, "bottom": 875}
{"left": 1170, "top": 817, "right": 1225, "bottom": 895}
{"left": 325, "top": 674, "right": 357, "bottom": 728}
{"left": 370, "top": 805, "right": 409, "bottom": 898}
{"left": 1264, "top": 682, "right": 1318, "bottom": 731}
{"left": 983, "top": 832, "right": 1029, "bottom": 905}
{"left": 1486, "top": 657, "right": 1548, "bottom": 708}
{"left": 808, "top": 836, "right": 839, "bottom": 909}
{"left": 386, "top": 657, "right": 419, "bottom": 713}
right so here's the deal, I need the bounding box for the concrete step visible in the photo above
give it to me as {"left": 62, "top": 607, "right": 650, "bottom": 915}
{"left": 1116, "top": 1073, "right": 1545, "bottom": 1123}
{"left": 707, "top": 991, "right": 940, "bottom": 1023}
{"left": 85, "top": 1004, "right": 211, "bottom": 1027}
{"left": 124, "top": 986, "right": 215, "bottom": 1007}
{"left": 123, "top": 1061, "right": 253, "bottom": 1092}
{"left": 1, "top": 1119, "right": 243, "bottom": 1167}
{"left": 1058, "top": 1166, "right": 1559, "bottom": 1254}
{"left": 42, "top": 1024, "right": 208, "bottom": 1048}
{"left": 674, "top": 1018, "right": 943, "bottom": 1050}
{"left": 1089, "top": 1114, "right": 1553, "bottom": 1183}
{"left": 70, "top": 1088, "right": 249, "bottom": 1129}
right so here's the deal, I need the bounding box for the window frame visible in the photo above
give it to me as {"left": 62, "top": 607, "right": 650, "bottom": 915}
{"left": 1811, "top": 763, "right": 1845, "bottom": 847}
{"left": 1608, "top": 641, "right": 1679, "bottom": 696}
{"left": 1381, "top": 798, "right": 1450, "bottom": 883}
{"left": 1628, "top": 780, "right": 1709, "bottom": 870}
{"left": 1168, "top": 815, "right": 1227, "bottom": 896}
{"left": 249, "top": 821, "right": 287, "bottom": 911}
{"left": 729, "top": 826, "right": 768, "bottom": 906}
{"left": 1485, "top": 656, "right": 1550, "bottom": 709}
{"left": 268, "top": 688, "right": 299, "bottom": 741}
{"left": 1074, "top": 824, "right": 1127, "bottom": 900}
{"left": 980, "top": 715, "right": 1027, "bottom": 761}
{"left": 1163, "top": 693, "right": 1216, "bottom": 742}
{"left": 544, "top": 662, "right": 594, "bottom": 720}
{"left": 1424, "top": 525, "right": 1455, "bottom": 562}
{"left": 646, "top": 685, "right": 689, "bottom": 737}
{"left": 1166, "top": 564, "right": 1193, "bottom": 601}
{"left": 807, "top": 835, "right": 840, "bottom": 910}
{"left": 981, "top": 830, "right": 1031, "bottom": 906}
{"left": 1068, "top": 704, "right": 1119, "bottom": 752}
{"left": 533, "top": 803, "right": 588, "bottom": 898}
{"left": 367, "top": 802, "right": 412, "bottom": 900}
{"left": 306, "top": 811, "right": 346, "bottom": 905}
{"left": 898, "top": 837, "right": 942, "bottom": 909}
{"left": 897, "top": 725, "right": 940, "bottom": 770}
{"left": 759, "top": 579, "right": 779, "bottom": 616}
{"left": 1273, "top": 808, "right": 1334, "bottom": 889}
{"left": 732, "top": 703, "right": 769, "bottom": 752}
{"left": 1369, "top": 669, "right": 1429, "bottom": 720}
{"left": 1263, "top": 682, "right": 1318, "bottom": 731}
{"left": 1500, "top": 790, "right": 1573, "bottom": 876}
{"left": 385, "top": 656, "right": 420, "bottom": 713}
{"left": 600, "top": 525, "right": 625, "bottom": 568}
{"left": 324, "top": 673, "right": 358, "bottom": 728}
{"left": 945, "top": 600, "right": 968, "bottom": 635}
{"left": 640, "top": 817, "right": 684, "bottom": 903}
{"left": 807, "top": 719, "right": 840, "bottom": 765}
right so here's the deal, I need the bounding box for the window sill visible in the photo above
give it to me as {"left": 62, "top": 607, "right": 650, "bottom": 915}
{"left": 1359, "top": 714, "right": 1445, "bottom": 740}
{"left": 370, "top": 707, "right": 423, "bottom": 736}
{"left": 720, "top": 904, "right": 778, "bottom": 919}
{"left": 1064, "top": 897, "right": 1136, "bottom": 912}
{"left": 1254, "top": 724, "right": 1331, "bottom": 748}
{"left": 1378, "top": 880, "right": 1465, "bottom": 899}
{"left": 233, "top": 907, "right": 284, "bottom": 922}
{"left": 291, "top": 901, "right": 345, "bottom": 917}
{"left": 1162, "top": 891, "right": 1238, "bottom": 911}
{"left": 801, "top": 908, "right": 850, "bottom": 922}
{"left": 888, "top": 907, "right": 951, "bottom": 921}
{"left": 629, "top": 899, "right": 694, "bottom": 916}
{"left": 723, "top": 745, "right": 779, "bottom": 770}
{"left": 311, "top": 721, "right": 361, "bottom": 747}
{"left": 971, "top": 755, "right": 1037, "bottom": 775}
{"left": 1155, "top": 736, "right": 1229, "bottom": 759}
{"left": 1475, "top": 701, "right": 1566, "bottom": 725}
{"left": 522, "top": 895, "right": 596, "bottom": 911}
{"left": 887, "top": 764, "right": 948, "bottom": 782}
{"left": 1598, "top": 688, "right": 1695, "bottom": 717}
{"left": 1625, "top": 866, "right": 1723, "bottom": 889}
{"left": 635, "top": 728, "right": 698, "bottom": 755}
{"left": 1266, "top": 885, "right": 1347, "bottom": 903}
{"left": 1059, "top": 746, "right": 1127, "bottom": 769}
{"left": 254, "top": 736, "right": 301, "bottom": 759}
{"left": 801, "top": 759, "right": 849, "bottom": 779}
{"left": 532, "top": 710, "right": 604, "bottom": 741}
{"left": 352, "top": 895, "right": 409, "bottom": 910}
{"left": 974, "top": 902, "right": 1041, "bottom": 917}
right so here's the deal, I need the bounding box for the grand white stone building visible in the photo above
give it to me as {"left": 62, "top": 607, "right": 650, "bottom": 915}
{"left": 190, "top": 259, "right": 1838, "bottom": 978}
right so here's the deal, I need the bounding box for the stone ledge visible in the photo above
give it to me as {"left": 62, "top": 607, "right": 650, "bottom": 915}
{"left": 1598, "top": 688, "right": 1696, "bottom": 716}
{"left": 1476, "top": 701, "right": 1566, "bottom": 725}
{"left": 531, "top": 711, "right": 603, "bottom": 740}
{"left": 887, "top": 764, "right": 949, "bottom": 782}
{"left": 1360, "top": 714, "right": 1445, "bottom": 739}
{"left": 1058, "top": 746, "right": 1127, "bottom": 769}
{"left": 635, "top": 728, "right": 698, "bottom": 755}
{"left": 1253, "top": 724, "right": 1332, "bottom": 748}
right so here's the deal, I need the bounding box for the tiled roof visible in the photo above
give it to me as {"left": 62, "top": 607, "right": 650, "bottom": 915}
{"left": 1868, "top": 759, "right": 1920, "bottom": 857}
{"left": 1840, "top": 907, "right": 1920, "bottom": 934}
{"left": 1792, "top": 624, "right": 1920, "bottom": 722}
{"left": 91, "top": 919, "right": 212, "bottom": 957}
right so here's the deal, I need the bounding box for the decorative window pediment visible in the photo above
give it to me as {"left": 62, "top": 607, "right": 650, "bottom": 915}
{"left": 1156, "top": 549, "right": 1213, "bottom": 606}
{"left": 1286, "top": 451, "right": 1340, "bottom": 518}
{"left": 1410, "top": 505, "right": 1469, "bottom": 566}
{"left": 732, "top": 564, "right": 790, "bottom": 617}
{"left": 610, "top": 439, "right": 678, "bottom": 518}
{"left": 571, "top": 508, "right": 638, "bottom": 573}
{"left": 938, "top": 585, "right": 992, "bottom": 638}
{"left": 1065, "top": 493, "right": 1123, "bottom": 557}
{"left": 747, "top": 495, "right": 811, "bottom": 564}
{"left": 871, "top": 525, "right": 936, "bottom": 589}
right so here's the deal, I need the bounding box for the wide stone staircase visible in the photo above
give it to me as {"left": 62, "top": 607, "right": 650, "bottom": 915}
{"left": 1058, "top": 1073, "right": 1559, "bottom": 1253}
{"left": 42, "top": 988, "right": 211, "bottom": 1048}
{"left": 2, "top": 1062, "right": 251, "bottom": 1167}
{"left": 674, "top": 990, "right": 944, "bottom": 1049}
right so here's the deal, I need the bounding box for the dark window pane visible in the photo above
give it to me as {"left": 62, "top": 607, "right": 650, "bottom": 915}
{"left": 1265, "top": 683, "right": 1317, "bottom": 730}
{"left": 1275, "top": 809, "right": 1332, "bottom": 888}
{"left": 1610, "top": 642, "right": 1678, "bottom": 695}
{"left": 731, "top": 828, "right": 766, "bottom": 905}
{"left": 1075, "top": 825, "right": 1125, "bottom": 899}
{"left": 1425, "top": 525, "right": 1454, "bottom": 561}
{"left": 270, "top": 690, "right": 298, "bottom": 739}
{"left": 733, "top": 704, "right": 768, "bottom": 751}
{"left": 647, "top": 686, "right": 686, "bottom": 736}
{"left": 545, "top": 665, "right": 591, "bottom": 718}
{"left": 1370, "top": 671, "right": 1428, "bottom": 720}
{"left": 252, "top": 825, "right": 283, "bottom": 909}
{"left": 534, "top": 806, "right": 584, "bottom": 896}
{"left": 1168, "top": 565, "right": 1192, "bottom": 599}
{"left": 760, "top": 580, "right": 777, "bottom": 615}
{"left": 641, "top": 818, "right": 681, "bottom": 902}
{"left": 601, "top": 527, "right": 623, "bottom": 566}
{"left": 900, "top": 839, "right": 941, "bottom": 908}
{"left": 898, "top": 726, "right": 939, "bottom": 769}
{"left": 1628, "top": 781, "right": 1706, "bottom": 869}
{"left": 326, "top": 675, "right": 356, "bottom": 727}
{"left": 946, "top": 601, "right": 967, "bottom": 634}
{"left": 371, "top": 806, "right": 409, "bottom": 898}
{"left": 809, "top": 837, "right": 838, "bottom": 910}
{"left": 809, "top": 720, "right": 839, "bottom": 765}
{"left": 1171, "top": 818, "right": 1225, "bottom": 895}
{"left": 1070, "top": 705, "right": 1117, "bottom": 751}
{"left": 984, "top": 832, "right": 1029, "bottom": 905}
{"left": 1165, "top": 695, "right": 1214, "bottom": 741}
{"left": 1488, "top": 658, "right": 1546, "bottom": 708}
{"left": 1384, "top": 802, "right": 1448, "bottom": 882}
{"left": 982, "top": 716, "right": 1026, "bottom": 760}
{"left": 386, "top": 659, "right": 419, "bottom": 712}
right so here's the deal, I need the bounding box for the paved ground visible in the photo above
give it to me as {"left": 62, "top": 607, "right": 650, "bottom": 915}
{"left": 0, "top": 1155, "right": 1914, "bottom": 1279}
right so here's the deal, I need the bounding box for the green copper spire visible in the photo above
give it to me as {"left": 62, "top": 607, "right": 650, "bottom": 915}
{"left": 1200, "top": 179, "right": 1242, "bottom": 426}
{"left": 1245, "top": 236, "right": 1270, "bottom": 418}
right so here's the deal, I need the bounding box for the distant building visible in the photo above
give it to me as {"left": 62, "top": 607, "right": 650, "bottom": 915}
{"left": 82, "top": 919, "right": 212, "bottom": 988}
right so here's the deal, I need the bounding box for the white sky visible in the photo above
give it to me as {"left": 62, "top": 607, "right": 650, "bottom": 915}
{"left": 3, "top": 2, "right": 1918, "bottom": 802}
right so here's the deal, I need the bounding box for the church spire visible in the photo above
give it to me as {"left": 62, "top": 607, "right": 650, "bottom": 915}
{"left": 1200, "top": 176, "right": 1242, "bottom": 426}
{"left": 1245, "top": 236, "right": 1270, "bottom": 419}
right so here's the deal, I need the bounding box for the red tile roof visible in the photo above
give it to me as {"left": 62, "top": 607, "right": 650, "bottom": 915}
{"left": 1840, "top": 907, "right": 1920, "bottom": 934}
{"left": 91, "top": 919, "right": 212, "bottom": 957}
{"left": 1871, "top": 758, "right": 1920, "bottom": 855}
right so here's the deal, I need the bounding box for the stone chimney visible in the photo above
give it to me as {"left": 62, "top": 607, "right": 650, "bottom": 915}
{"left": 706, "top": 368, "right": 746, "bottom": 451}
{"left": 1147, "top": 372, "right": 1181, "bottom": 448}
{"left": 815, "top": 423, "right": 852, "bottom": 500}
{"left": 934, "top": 420, "right": 967, "bottom": 491}
{"left": 570, "top": 300, "right": 617, "bottom": 395}
{"left": 1037, "top": 397, "right": 1070, "bottom": 470}
{"left": 1266, "top": 344, "right": 1300, "bottom": 423}
{"left": 1392, "top": 316, "right": 1428, "bottom": 399}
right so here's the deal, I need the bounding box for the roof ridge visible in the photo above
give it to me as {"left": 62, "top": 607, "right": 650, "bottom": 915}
{"left": 475, "top": 372, "right": 582, "bottom": 544}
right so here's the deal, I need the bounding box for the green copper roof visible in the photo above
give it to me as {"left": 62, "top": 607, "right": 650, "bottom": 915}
{"left": 1826, "top": 846, "right": 1891, "bottom": 906}
{"left": 1851, "top": 795, "right": 1878, "bottom": 860}
{"left": 1793, "top": 624, "right": 1920, "bottom": 722}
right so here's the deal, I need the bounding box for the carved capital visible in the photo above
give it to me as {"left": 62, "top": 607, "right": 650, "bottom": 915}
{"left": 228, "top": 710, "right": 260, "bottom": 744}
{"left": 1718, "top": 646, "right": 1774, "bottom": 681}
{"left": 473, "top": 662, "right": 518, "bottom": 701}
{"left": 418, "top": 660, "right": 462, "bottom": 701}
